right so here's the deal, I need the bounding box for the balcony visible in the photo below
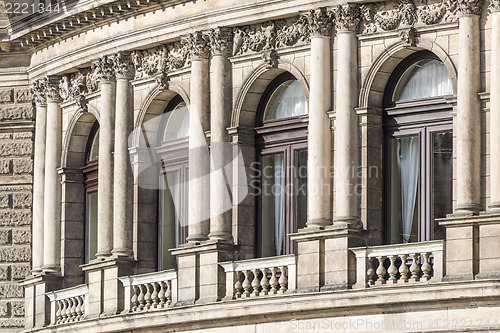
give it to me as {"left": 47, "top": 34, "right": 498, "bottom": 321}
{"left": 46, "top": 284, "right": 88, "bottom": 325}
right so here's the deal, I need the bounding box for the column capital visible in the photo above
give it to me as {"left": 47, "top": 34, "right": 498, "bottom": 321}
{"left": 490, "top": 0, "right": 500, "bottom": 12}
{"left": 31, "top": 78, "right": 47, "bottom": 106}
{"left": 92, "top": 54, "right": 116, "bottom": 82}
{"left": 182, "top": 31, "right": 210, "bottom": 60}
{"left": 45, "top": 75, "right": 62, "bottom": 102}
{"left": 457, "top": 0, "right": 484, "bottom": 16}
{"left": 302, "top": 7, "right": 333, "bottom": 37}
{"left": 208, "top": 27, "right": 233, "bottom": 57}
{"left": 113, "top": 51, "right": 135, "bottom": 80}
{"left": 332, "top": 4, "right": 361, "bottom": 33}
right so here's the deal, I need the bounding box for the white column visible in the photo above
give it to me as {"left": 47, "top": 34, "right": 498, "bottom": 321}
{"left": 306, "top": 8, "right": 332, "bottom": 228}
{"left": 31, "top": 79, "right": 47, "bottom": 273}
{"left": 208, "top": 28, "right": 233, "bottom": 242}
{"left": 456, "top": 3, "right": 482, "bottom": 214}
{"left": 112, "top": 52, "right": 134, "bottom": 256}
{"left": 94, "top": 55, "right": 116, "bottom": 257}
{"left": 490, "top": 2, "right": 500, "bottom": 210}
{"left": 42, "top": 76, "right": 62, "bottom": 273}
{"left": 333, "top": 5, "right": 361, "bottom": 225}
{"left": 185, "top": 32, "right": 210, "bottom": 242}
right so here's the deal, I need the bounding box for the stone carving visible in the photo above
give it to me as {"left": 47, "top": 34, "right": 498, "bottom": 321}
{"left": 399, "top": 27, "right": 419, "bottom": 46}
{"left": 418, "top": 2, "right": 447, "bottom": 25}
{"left": 209, "top": 27, "right": 233, "bottom": 56}
{"left": 84, "top": 67, "right": 100, "bottom": 94}
{"left": 0, "top": 89, "right": 13, "bottom": 104}
{"left": 332, "top": 4, "right": 361, "bottom": 32}
{"left": 14, "top": 89, "right": 32, "bottom": 104}
{"left": 114, "top": 51, "right": 135, "bottom": 79}
{"left": 155, "top": 72, "right": 169, "bottom": 90}
{"left": 275, "top": 16, "right": 310, "bottom": 48}
{"left": 0, "top": 106, "right": 33, "bottom": 121}
{"left": 262, "top": 50, "right": 278, "bottom": 68}
{"left": 59, "top": 72, "right": 88, "bottom": 111}
{"left": 491, "top": 0, "right": 500, "bottom": 11}
{"left": 456, "top": 0, "right": 484, "bottom": 15}
{"left": 131, "top": 42, "right": 188, "bottom": 80}
{"left": 91, "top": 55, "right": 115, "bottom": 82}
{"left": 45, "top": 76, "right": 62, "bottom": 101}
{"left": 304, "top": 7, "right": 332, "bottom": 37}
{"left": 30, "top": 79, "right": 47, "bottom": 105}
{"left": 397, "top": 0, "right": 418, "bottom": 25}
{"left": 182, "top": 32, "right": 210, "bottom": 60}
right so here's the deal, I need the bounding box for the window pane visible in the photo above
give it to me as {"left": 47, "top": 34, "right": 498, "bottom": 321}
{"left": 261, "top": 153, "right": 285, "bottom": 257}
{"left": 294, "top": 150, "right": 307, "bottom": 231}
{"left": 263, "top": 80, "right": 307, "bottom": 121}
{"left": 88, "top": 128, "right": 99, "bottom": 161}
{"left": 160, "top": 171, "right": 180, "bottom": 270}
{"left": 87, "top": 192, "right": 98, "bottom": 262}
{"left": 432, "top": 131, "right": 453, "bottom": 240}
{"left": 393, "top": 59, "right": 453, "bottom": 102}
{"left": 163, "top": 101, "right": 189, "bottom": 140}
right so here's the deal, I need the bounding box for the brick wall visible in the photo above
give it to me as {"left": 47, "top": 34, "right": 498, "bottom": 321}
{"left": 0, "top": 87, "right": 34, "bottom": 332}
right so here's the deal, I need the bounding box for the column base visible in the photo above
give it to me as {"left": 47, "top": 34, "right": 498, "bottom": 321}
{"left": 453, "top": 203, "right": 481, "bottom": 215}
{"left": 95, "top": 251, "right": 113, "bottom": 258}
{"left": 41, "top": 265, "right": 61, "bottom": 274}
{"left": 306, "top": 218, "right": 331, "bottom": 228}
{"left": 111, "top": 248, "right": 134, "bottom": 257}
{"left": 487, "top": 202, "right": 500, "bottom": 213}
{"left": 186, "top": 234, "right": 210, "bottom": 244}
{"left": 207, "top": 232, "right": 233, "bottom": 243}
{"left": 333, "top": 216, "right": 361, "bottom": 228}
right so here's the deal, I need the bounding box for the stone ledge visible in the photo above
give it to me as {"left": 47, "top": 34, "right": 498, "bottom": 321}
{"left": 438, "top": 213, "right": 500, "bottom": 227}
{"left": 170, "top": 240, "right": 235, "bottom": 257}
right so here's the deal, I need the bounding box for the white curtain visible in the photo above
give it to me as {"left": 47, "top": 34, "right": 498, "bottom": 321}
{"left": 165, "top": 172, "right": 180, "bottom": 247}
{"left": 397, "top": 137, "right": 419, "bottom": 243}
{"left": 274, "top": 155, "right": 285, "bottom": 256}
{"left": 265, "top": 80, "right": 308, "bottom": 120}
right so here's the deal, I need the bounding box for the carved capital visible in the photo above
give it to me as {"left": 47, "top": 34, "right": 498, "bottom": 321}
{"left": 31, "top": 78, "right": 47, "bottom": 105}
{"left": 333, "top": 4, "right": 361, "bottom": 32}
{"left": 45, "top": 76, "right": 62, "bottom": 102}
{"left": 182, "top": 32, "right": 210, "bottom": 60}
{"left": 456, "top": 0, "right": 484, "bottom": 16}
{"left": 490, "top": 0, "right": 500, "bottom": 11}
{"left": 304, "top": 7, "right": 333, "bottom": 37}
{"left": 209, "top": 27, "right": 233, "bottom": 56}
{"left": 92, "top": 55, "right": 115, "bottom": 82}
{"left": 114, "top": 51, "right": 135, "bottom": 79}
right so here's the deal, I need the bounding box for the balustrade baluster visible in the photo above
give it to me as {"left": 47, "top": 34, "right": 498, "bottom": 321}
{"left": 398, "top": 254, "right": 409, "bottom": 283}
{"left": 138, "top": 284, "right": 146, "bottom": 310}
{"left": 234, "top": 271, "right": 243, "bottom": 299}
{"left": 158, "top": 281, "right": 166, "bottom": 307}
{"left": 270, "top": 267, "right": 279, "bottom": 294}
{"left": 366, "top": 257, "right": 375, "bottom": 286}
{"left": 375, "top": 256, "right": 387, "bottom": 285}
{"left": 151, "top": 282, "right": 159, "bottom": 308}
{"left": 69, "top": 297, "right": 76, "bottom": 321}
{"left": 278, "top": 266, "right": 288, "bottom": 293}
{"left": 409, "top": 253, "right": 420, "bottom": 282}
{"left": 56, "top": 300, "right": 62, "bottom": 324}
{"left": 261, "top": 268, "right": 270, "bottom": 295}
{"left": 242, "top": 270, "right": 252, "bottom": 297}
{"left": 387, "top": 255, "right": 398, "bottom": 284}
{"left": 421, "top": 252, "right": 432, "bottom": 281}
{"left": 144, "top": 283, "right": 153, "bottom": 309}
{"left": 76, "top": 295, "right": 84, "bottom": 320}
{"left": 251, "top": 269, "right": 261, "bottom": 297}
{"left": 131, "top": 285, "right": 138, "bottom": 311}
{"left": 166, "top": 280, "right": 172, "bottom": 306}
{"left": 61, "top": 299, "right": 68, "bottom": 323}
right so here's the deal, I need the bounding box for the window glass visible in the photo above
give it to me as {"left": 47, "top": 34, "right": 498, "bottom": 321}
{"left": 263, "top": 80, "right": 307, "bottom": 121}
{"left": 87, "top": 192, "right": 98, "bottom": 261}
{"left": 163, "top": 101, "right": 189, "bottom": 140}
{"left": 432, "top": 131, "right": 452, "bottom": 239}
{"left": 88, "top": 128, "right": 99, "bottom": 161}
{"left": 160, "top": 172, "right": 180, "bottom": 270}
{"left": 294, "top": 150, "right": 307, "bottom": 231}
{"left": 392, "top": 59, "right": 452, "bottom": 102}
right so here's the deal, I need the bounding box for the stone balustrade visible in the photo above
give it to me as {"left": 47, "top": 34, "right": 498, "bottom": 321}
{"left": 350, "top": 240, "right": 445, "bottom": 288}
{"left": 220, "top": 255, "right": 296, "bottom": 299}
{"left": 46, "top": 285, "right": 88, "bottom": 325}
{"left": 119, "top": 270, "right": 177, "bottom": 313}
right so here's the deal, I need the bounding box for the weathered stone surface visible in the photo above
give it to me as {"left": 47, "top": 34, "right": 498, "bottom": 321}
{"left": 0, "top": 230, "right": 10, "bottom": 245}
{"left": 0, "top": 134, "right": 11, "bottom": 140}
{"left": 0, "top": 302, "right": 8, "bottom": 317}
{"left": 0, "top": 267, "right": 8, "bottom": 281}
{"left": 14, "top": 88, "right": 32, "bottom": 103}
{"left": 12, "top": 229, "right": 29, "bottom": 245}
{"left": 0, "top": 160, "right": 10, "bottom": 174}
{"left": 12, "top": 193, "right": 31, "bottom": 209}
{"left": 0, "top": 142, "right": 32, "bottom": 157}
{"left": 0, "top": 195, "right": 9, "bottom": 209}
{"left": 12, "top": 159, "right": 32, "bottom": 174}
{"left": 0, "top": 318, "right": 23, "bottom": 327}
{"left": 0, "top": 247, "right": 30, "bottom": 262}
{"left": 11, "top": 265, "right": 28, "bottom": 281}
{"left": 0, "top": 106, "right": 33, "bottom": 121}
{"left": 13, "top": 132, "right": 32, "bottom": 140}
{"left": 10, "top": 301, "right": 23, "bottom": 317}
{"left": 0, "top": 211, "right": 31, "bottom": 226}
{"left": 0, "top": 284, "right": 23, "bottom": 298}
{"left": 0, "top": 90, "right": 13, "bottom": 104}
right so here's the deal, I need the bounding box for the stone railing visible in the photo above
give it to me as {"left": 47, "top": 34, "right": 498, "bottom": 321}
{"left": 220, "top": 255, "right": 296, "bottom": 299}
{"left": 46, "top": 285, "right": 88, "bottom": 325}
{"left": 350, "top": 240, "right": 445, "bottom": 288}
{"left": 119, "top": 270, "right": 177, "bottom": 313}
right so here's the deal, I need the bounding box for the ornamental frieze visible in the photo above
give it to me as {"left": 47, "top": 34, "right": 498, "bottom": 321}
{"left": 209, "top": 28, "right": 233, "bottom": 56}
{"left": 332, "top": 4, "right": 361, "bottom": 33}
{"left": 491, "top": 0, "right": 500, "bottom": 12}
{"left": 59, "top": 71, "right": 88, "bottom": 111}
{"left": 131, "top": 42, "right": 188, "bottom": 80}
{"left": 30, "top": 78, "right": 47, "bottom": 105}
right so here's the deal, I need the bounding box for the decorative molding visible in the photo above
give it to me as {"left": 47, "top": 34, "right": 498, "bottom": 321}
{"left": 59, "top": 71, "right": 88, "bottom": 112}
{"left": 31, "top": 78, "right": 47, "bottom": 106}
{"left": 114, "top": 51, "right": 135, "bottom": 80}
{"left": 155, "top": 73, "right": 170, "bottom": 91}
{"left": 333, "top": 4, "right": 361, "bottom": 33}
{"left": 491, "top": 0, "right": 500, "bottom": 12}
{"left": 456, "top": 0, "right": 484, "bottom": 15}
{"left": 91, "top": 55, "right": 116, "bottom": 82}
{"left": 182, "top": 32, "right": 210, "bottom": 60}
{"left": 303, "top": 7, "right": 333, "bottom": 37}
{"left": 209, "top": 27, "right": 233, "bottom": 56}
{"left": 131, "top": 41, "right": 188, "bottom": 80}
{"left": 399, "top": 27, "right": 419, "bottom": 46}
{"left": 45, "top": 76, "right": 62, "bottom": 102}
{"left": 262, "top": 50, "right": 278, "bottom": 68}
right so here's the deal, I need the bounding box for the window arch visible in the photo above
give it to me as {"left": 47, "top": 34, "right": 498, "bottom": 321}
{"left": 156, "top": 95, "right": 189, "bottom": 269}
{"left": 383, "top": 51, "right": 453, "bottom": 244}
{"left": 256, "top": 72, "right": 308, "bottom": 257}
{"left": 82, "top": 122, "right": 99, "bottom": 263}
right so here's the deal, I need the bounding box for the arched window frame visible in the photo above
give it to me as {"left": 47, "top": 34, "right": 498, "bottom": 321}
{"left": 255, "top": 72, "right": 308, "bottom": 257}
{"left": 383, "top": 50, "right": 454, "bottom": 244}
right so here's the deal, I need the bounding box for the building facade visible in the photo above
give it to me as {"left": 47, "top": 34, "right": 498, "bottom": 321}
{"left": 1, "top": 0, "right": 500, "bottom": 331}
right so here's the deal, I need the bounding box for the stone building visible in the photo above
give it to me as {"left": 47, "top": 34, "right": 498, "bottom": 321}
{"left": 1, "top": 0, "right": 500, "bottom": 331}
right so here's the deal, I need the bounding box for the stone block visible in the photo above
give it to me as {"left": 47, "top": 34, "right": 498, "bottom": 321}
{"left": 0, "top": 302, "right": 8, "bottom": 317}
{"left": 12, "top": 132, "right": 32, "bottom": 140}
{"left": 0, "top": 266, "right": 8, "bottom": 281}
{"left": 0, "top": 90, "right": 13, "bottom": 104}
{"left": 12, "top": 193, "right": 32, "bottom": 209}
{"left": 446, "top": 239, "right": 474, "bottom": 261}
{"left": 0, "top": 318, "right": 23, "bottom": 327}
{"left": 12, "top": 159, "right": 32, "bottom": 174}
{"left": 0, "top": 160, "right": 10, "bottom": 174}
{"left": 11, "top": 265, "right": 29, "bottom": 280}
{"left": 446, "top": 226, "right": 473, "bottom": 240}
{"left": 10, "top": 301, "right": 24, "bottom": 317}
{"left": 0, "top": 195, "right": 9, "bottom": 209}
{"left": 0, "top": 142, "right": 32, "bottom": 157}
{"left": 0, "top": 106, "right": 33, "bottom": 121}
{"left": 0, "top": 230, "right": 10, "bottom": 245}
{"left": 0, "top": 284, "right": 23, "bottom": 298}
{"left": 12, "top": 229, "right": 30, "bottom": 245}
{"left": 0, "top": 247, "right": 31, "bottom": 262}
{"left": 14, "top": 88, "right": 32, "bottom": 103}
{"left": 0, "top": 211, "right": 31, "bottom": 226}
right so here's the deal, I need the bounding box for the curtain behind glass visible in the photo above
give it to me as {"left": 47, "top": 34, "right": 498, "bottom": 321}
{"left": 264, "top": 80, "right": 307, "bottom": 120}
{"left": 432, "top": 131, "right": 453, "bottom": 239}
{"left": 397, "top": 136, "right": 419, "bottom": 243}
{"left": 161, "top": 172, "right": 180, "bottom": 269}
{"left": 87, "top": 192, "right": 98, "bottom": 261}
{"left": 163, "top": 102, "right": 189, "bottom": 140}
{"left": 88, "top": 128, "right": 99, "bottom": 161}
{"left": 294, "top": 150, "right": 307, "bottom": 231}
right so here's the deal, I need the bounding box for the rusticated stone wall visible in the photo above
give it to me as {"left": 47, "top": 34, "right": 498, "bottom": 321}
{"left": 0, "top": 86, "right": 33, "bottom": 332}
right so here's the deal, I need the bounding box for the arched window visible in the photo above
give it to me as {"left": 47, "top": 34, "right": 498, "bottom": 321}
{"left": 256, "top": 72, "right": 308, "bottom": 257}
{"left": 82, "top": 123, "right": 99, "bottom": 263}
{"left": 383, "top": 51, "right": 453, "bottom": 244}
{"left": 156, "top": 95, "right": 189, "bottom": 269}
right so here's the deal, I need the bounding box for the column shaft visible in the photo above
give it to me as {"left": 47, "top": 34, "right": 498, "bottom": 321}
{"left": 112, "top": 76, "right": 133, "bottom": 256}
{"left": 42, "top": 97, "right": 62, "bottom": 272}
{"left": 208, "top": 54, "right": 232, "bottom": 241}
{"left": 490, "top": 11, "right": 500, "bottom": 209}
{"left": 335, "top": 31, "right": 359, "bottom": 223}
{"left": 456, "top": 14, "right": 481, "bottom": 213}
{"left": 97, "top": 80, "right": 116, "bottom": 257}
{"left": 187, "top": 58, "right": 210, "bottom": 242}
{"left": 32, "top": 103, "right": 47, "bottom": 272}
{"left": 307, "top": 36, "right": 332, "bottom": 227}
